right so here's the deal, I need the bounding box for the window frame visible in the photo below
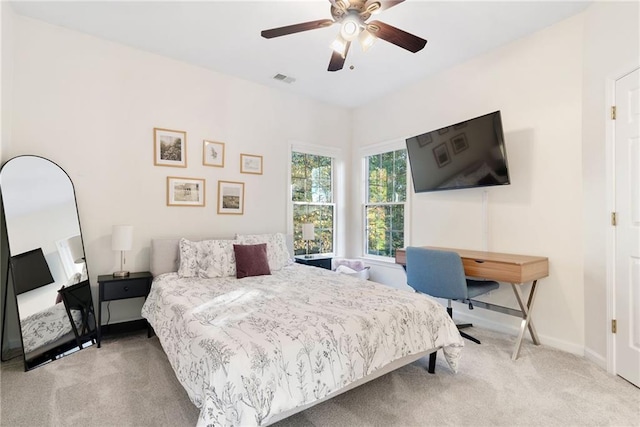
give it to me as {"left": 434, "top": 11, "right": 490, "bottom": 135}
{"left": 360, "top": 139, "right": 411, "bottom": 262}
{"left": 288, "top": 142, "right": 341, "bottom": 256}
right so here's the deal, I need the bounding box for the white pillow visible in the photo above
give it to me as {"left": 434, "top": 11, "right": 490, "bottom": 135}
{"left": 199, "top": 239, "right": 237, "bottom": 278}
{"left": 178, "top": 238, "right": 237, "bottom": 278}
{"left": 235, "top": 233, "right": 291, "bottom": 271}
{"left": 178, "top": 238, "right": 199, "bottom": 278}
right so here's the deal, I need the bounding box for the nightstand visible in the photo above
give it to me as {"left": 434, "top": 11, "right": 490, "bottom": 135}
{"left": 294, "top": 254, "right": 333, "bottom": 270}
{"left": 97, "top": 272, "right": 153, "bottom": 348}
{"left": 59, "top": 280, "right": 97, "bottom": 348}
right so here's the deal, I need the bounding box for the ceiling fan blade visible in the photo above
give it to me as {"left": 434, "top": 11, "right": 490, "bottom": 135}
{"left": 261, "top": 19, "right": 334, "bottom": 39}
{"left": 328, "top": 41, "right": 351, "bottom": 72}
{"left": 367, "top": 20, "right": 427, "bottom": 53}
{"left": 364, "top": 0, "right": 405, "bottom": 15}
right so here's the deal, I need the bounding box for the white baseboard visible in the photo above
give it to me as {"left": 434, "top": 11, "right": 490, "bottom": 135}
{"left": 583, "top": 347, "right": 607, "bottom": 369}
{"left": 455, "top": 311, "right": 585, "bottom": 356}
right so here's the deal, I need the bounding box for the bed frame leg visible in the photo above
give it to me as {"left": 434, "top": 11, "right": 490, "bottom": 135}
{"left": 428, "top": 351, "right": 437, "bottom": 374}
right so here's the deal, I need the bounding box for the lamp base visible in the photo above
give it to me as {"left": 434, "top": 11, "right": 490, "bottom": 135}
{"left": 113, "top": 270, "right": 130, "bottom": 277}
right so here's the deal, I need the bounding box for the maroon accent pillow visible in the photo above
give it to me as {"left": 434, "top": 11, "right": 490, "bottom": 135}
{"left": 233, "top": 243, "right": 271, "bottom": 279}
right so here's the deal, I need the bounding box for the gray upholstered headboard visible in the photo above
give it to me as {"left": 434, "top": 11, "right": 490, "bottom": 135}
{"left": 149, "top": 235, "right": 295, "bottom": 277}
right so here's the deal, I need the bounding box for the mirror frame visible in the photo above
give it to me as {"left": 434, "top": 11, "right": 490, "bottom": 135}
{"left": 0, "top": 155, "right": 96, "bottom": 371}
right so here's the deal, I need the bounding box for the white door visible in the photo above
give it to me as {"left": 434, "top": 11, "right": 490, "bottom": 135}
{"left": 615, "top": 68, "right": 640, "bottom": 387}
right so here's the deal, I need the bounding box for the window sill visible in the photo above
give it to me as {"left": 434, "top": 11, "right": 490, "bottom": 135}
{"left": 358, "top": 256, "right": 403, "bottom": 268}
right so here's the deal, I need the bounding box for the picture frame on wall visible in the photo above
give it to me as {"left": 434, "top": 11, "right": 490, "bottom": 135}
{"left": 154, "top": 128, "right": 187, "bottom": 167}
{"left": 167, "top": 176, "right": 205, "bottom": 207}
{"left": 240, "top": 153, "right": 263, "bottom": 175}
{"left": 416, "top": 133, "right": 433, "bottom": 147}
{"left": 203, "top": 140, "right": 225, "bottom": 167}
{"left": 217, "top": 180, "right": 245, "bottom": 215}
{"left": 450, "top": 133, "right": 469, "bottom": 154}
{"left": 433, "top": 143, "right": 451, "bottom": 168}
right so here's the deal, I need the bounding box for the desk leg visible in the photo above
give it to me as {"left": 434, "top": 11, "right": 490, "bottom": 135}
{"left": 510, "top": 280, "right": 540, "bottom": 360}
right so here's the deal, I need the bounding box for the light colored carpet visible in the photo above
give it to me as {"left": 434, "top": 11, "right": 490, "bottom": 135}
{"left": 1, "top": 327, "right": 638, "bottom": 426}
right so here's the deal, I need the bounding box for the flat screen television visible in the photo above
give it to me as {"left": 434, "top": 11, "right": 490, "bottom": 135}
{"left": 406, "top": 111, "right": 510, "bottom": 193}
{"left": 10, "top": 248, "right": 55, "bottom": 295}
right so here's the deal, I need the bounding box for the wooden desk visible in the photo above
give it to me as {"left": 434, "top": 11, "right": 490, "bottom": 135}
{"left": 395, "top": 247, "right": 549, "bottom": 360}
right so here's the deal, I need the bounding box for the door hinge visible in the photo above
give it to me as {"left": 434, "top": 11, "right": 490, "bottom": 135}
{"left": 612, "top": 319, "right": 617, "bottom": 334}
{"left": 611, "top": 106, "right": 617, "bottom": 120}
{"left": 611, "top": 212, "right": 617, "bottom": 226}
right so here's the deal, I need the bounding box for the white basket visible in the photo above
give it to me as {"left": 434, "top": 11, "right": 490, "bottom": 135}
{"left": 336, "top": 265, "right": 370, "bottom": 281}
{"left": 350, "top": 267, "right": 370, "bottom": 281}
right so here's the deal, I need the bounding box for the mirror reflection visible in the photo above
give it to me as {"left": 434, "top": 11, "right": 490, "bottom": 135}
{"left": 1, "top": 155, "right": 96, "bottom": 370}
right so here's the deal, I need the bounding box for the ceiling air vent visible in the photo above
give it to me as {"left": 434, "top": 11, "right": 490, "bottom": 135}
{"left": 272, "top": 73, "right": 296, "bottom": 84}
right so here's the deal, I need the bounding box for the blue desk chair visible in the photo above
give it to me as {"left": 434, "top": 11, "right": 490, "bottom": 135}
{"left": 405, "top": 247, "right": 500, "bottom": 344}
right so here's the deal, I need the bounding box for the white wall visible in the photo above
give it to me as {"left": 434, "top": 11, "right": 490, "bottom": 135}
{"left": 0, "top": 0, "right": 13, "bottom": 163}
{"left": 352, "top": 14, "right": 586, "bottom": 354}
{"left": 0, "top": 0, "right": 18, "bottom": 348}
{"left": 582, "top": 1, "right": 640, "bottom": 366}
{"left": 5, "top": 15, "right": 351, "bottom": 323}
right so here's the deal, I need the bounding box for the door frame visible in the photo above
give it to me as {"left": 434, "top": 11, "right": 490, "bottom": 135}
{"left": 606, "top": 65, "right": 640, "bottom": 375}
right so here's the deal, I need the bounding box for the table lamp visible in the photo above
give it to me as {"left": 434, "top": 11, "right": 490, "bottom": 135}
{"left": 301, "top": 223, "right": 315, "bottom": 258}
{"left": 67, "top": 234, "right": 85, "bottom": 264}
{"left": 112, "top": 225, "right": 133, "bottom": 277}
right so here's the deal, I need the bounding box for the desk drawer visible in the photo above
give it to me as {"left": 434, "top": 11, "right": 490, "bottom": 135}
{"left": 102, "top": 279, "right": 149, "bottom": 301}
{"left": 462, "top": 259, "right": 518, "bottom": 282}
{"left": 462, "top": 257, "right": 548, "bottom": 283}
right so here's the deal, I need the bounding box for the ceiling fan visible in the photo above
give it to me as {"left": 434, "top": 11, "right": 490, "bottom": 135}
{"left": 261, "top": 0, "right": 427, "bottom": 72}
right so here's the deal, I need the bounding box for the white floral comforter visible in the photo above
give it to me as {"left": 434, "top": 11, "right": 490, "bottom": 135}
{"left": 141, "top": 264, "right": 464, "bottom": 426}
{"left": 21, "top": 303, "right": 82, "bottom": 354}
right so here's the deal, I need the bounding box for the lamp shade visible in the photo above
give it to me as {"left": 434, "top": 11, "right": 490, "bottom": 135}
{"left": 111, "top": 225, "right": 133, "bottom": 251}
{"left": 301, "top": 223, "right": 315, "bottom": 241}
{"left": 67, "top": 234, "right": 84, "bottom": 264}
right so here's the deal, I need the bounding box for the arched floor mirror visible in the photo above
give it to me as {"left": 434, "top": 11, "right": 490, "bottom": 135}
{"left": 1, "top": 155, "right": 96, "bottom": 371}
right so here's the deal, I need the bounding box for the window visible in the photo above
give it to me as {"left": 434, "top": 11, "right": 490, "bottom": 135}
{"left": 364, "top": 148, "right": 407, "bottom": 258}
{"left": 291, "top": 151, "right": 335, "bottom": 255}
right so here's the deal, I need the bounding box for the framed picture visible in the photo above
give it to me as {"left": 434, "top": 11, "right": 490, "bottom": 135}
{"left": 416, "top": 133, "right": 432, "bottom": 148}
{"left": 203, "top": 140, "right": 225, "bottom": 167}
{"left": 166, "top": 177, "right": 205, "bottom": 207}
{"left": 433, "top": 143, "right": 451, "bottom": 168}
{"left": 154, "top": 128, "right": 187, "bottom": 167}
{"left": 438, "top": 127, "right": 450, "bottom": 135}
{"left": 450, "top": 133, "right": 469, "bottom": 154}
{"left": 240, "top": 153, "right": 263, "bottom": 175}
{"left": 217, "top": 181, "right": 245, "bottom": 215}
{"left": 453, "top": 122, "right": 467, "bottom": 130}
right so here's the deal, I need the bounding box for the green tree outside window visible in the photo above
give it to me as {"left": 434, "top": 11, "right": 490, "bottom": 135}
{"left": 365, "top": 149, "right": 407, "bottom": 257}
{"left": 291, "top": 152, "right": 335, "bottom": 255}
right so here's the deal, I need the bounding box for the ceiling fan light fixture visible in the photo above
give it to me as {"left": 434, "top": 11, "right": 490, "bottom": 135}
{"left": 340, "top": 14, "right": 362, "bottom": 41}
{"left": 366, "top": 1, "right": 382, "bottom": 14}
{"left": 261, "top": 0, "right": 426, "bottom": 72}
{"left": 330, "top": 34, "right": 349, "bottom": 58}
{"left": 334, "top": 0, "right": 351, "bottom": 10}
{"left": 358, "top": 29, "right": 377, "bottom": 52}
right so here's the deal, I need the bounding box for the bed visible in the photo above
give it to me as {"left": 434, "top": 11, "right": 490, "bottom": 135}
{"left": 20, "top": 300, "right": 84, "bottom": 355}
{"left": 141, "top": 235, "right": 464, "bottom": 426}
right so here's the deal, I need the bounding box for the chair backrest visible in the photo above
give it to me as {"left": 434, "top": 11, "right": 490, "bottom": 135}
{"left": 405, "top": 247, "right": 468, "bottom": 300}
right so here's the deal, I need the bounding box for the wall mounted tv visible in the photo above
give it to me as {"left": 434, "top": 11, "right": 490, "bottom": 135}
{"left": 406, "top": 111, "right": 510, "bottom": 193}
{"left": 10, "top": 248, "right": 54, "bottom": 295}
